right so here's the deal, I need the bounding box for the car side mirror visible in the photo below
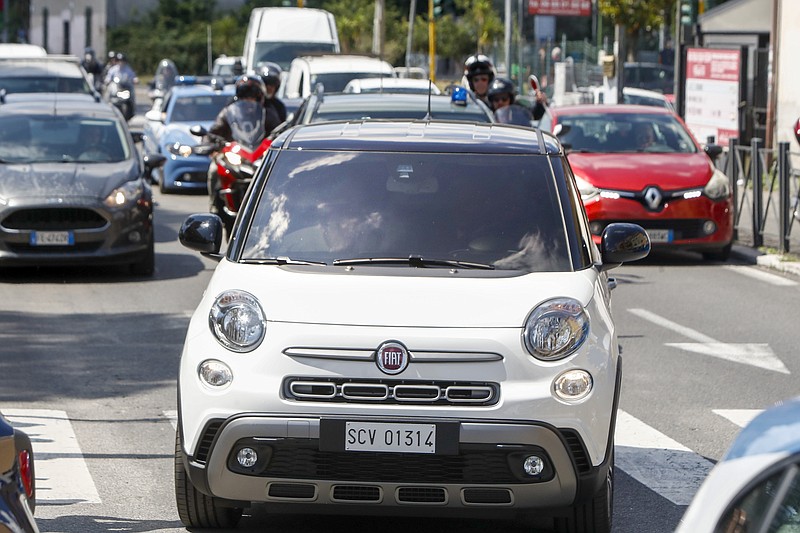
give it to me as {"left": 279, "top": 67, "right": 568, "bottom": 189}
{"left": 599, "top": 223, "right": 650, "bottom": 271}
{"left": 704, "top": 144, "right": 723, "bottom": 161}
{"left": 179, "top": 213, "right": 224, "bottom": 258}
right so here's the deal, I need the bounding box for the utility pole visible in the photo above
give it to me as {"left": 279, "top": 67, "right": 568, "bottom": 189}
{"left": 428, "top": 0, "right": 436, "bottom": 82}
{"left": 372, "top": 0, "right": 385, "bottom": 57}
{"left": 405, "top": 0, "right": 417, "bottom": 70}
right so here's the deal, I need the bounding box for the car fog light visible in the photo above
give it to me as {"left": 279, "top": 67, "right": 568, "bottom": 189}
{"left": 553, "top": 369, "right": 593, "bottom": 402}
{"left": 198, "top": 359, "right": 233, "bottom": 388}
{"left": 589, "top": 222, "right": 603, "bottom": 235}
{"left": 237, "top": 447, "right": 258, "bottom": 468}
{"left": 523, "top": 455, "right": 545, "bottom": 476}
{"left": 702, "top": 220, "right": 717, "bottom": 235}
{"left": 128, "top": 231, "right": 142, "bottom": 243}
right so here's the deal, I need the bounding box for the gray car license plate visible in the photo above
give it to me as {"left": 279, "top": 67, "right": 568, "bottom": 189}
{"left": 30, "top": 231, "right": 74, "bottom": 246}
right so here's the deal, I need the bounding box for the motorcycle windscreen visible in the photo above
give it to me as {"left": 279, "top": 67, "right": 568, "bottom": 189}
{"left": 225, "top": 100, "right": 267, "bottom": 150}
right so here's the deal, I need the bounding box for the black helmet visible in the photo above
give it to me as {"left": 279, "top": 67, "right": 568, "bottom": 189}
{"left": 487, "top": 77, "right": 516, "bottom": 105}
{"left": 259, "top": 62, "right": 282, "bottom": 88}
{"left": 235, "top": 75, "right": 266, "bottom": 102}
{"left": 464, "top": 54, "right": 495, "bottom": 89}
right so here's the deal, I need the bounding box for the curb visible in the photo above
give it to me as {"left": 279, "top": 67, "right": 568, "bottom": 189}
{"left": 731, "top": 245, "right": 800, "bottom": 278}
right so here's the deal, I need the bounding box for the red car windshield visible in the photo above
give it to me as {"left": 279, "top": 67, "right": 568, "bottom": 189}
{"left": 557, "top": 113, "right": 698, "bottom": 154}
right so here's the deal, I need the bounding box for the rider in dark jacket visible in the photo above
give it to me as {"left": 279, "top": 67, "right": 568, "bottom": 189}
{"left": 259, "top": 62, "right": 287, "bottom": 134}
{"left": 488, "top": 78, "right": 533, "bottom": 127}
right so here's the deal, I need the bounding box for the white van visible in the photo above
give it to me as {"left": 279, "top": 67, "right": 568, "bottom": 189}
{"left": 242, "top": 7, "right": 339, "bottom": 73}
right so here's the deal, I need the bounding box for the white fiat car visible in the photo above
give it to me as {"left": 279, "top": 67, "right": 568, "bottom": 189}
{"left": 175, "top": 120, "right": 650, "bottom": 532}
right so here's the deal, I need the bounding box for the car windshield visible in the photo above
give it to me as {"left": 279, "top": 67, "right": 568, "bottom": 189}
{"left": 311, "top": 72, "right": 392, "bottom": 93}
{"left": 0, "top": 115, "right": 129, "bottom": 164}
{"left": 254, "top": 42, "right": 338, "bottom": 70}
{"left": 241, "top": 150, "right": 572, "bottom": 272}
{"left": 556, "top": 113, "right": 697, "bottom": 153}
{"left": 170, "top": 94, "right": 231, "bottom": 123}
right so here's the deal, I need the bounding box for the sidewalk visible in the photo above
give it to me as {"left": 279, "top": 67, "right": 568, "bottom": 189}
{"left": 731, "top": 244, "right": 800, "bottom": 278}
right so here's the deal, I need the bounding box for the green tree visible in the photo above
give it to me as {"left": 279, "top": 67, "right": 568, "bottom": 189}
{"left": 598, "top": 0, "right": 675, "bottom": 59}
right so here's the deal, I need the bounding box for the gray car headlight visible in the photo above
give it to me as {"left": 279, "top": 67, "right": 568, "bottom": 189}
{"left": 209, "top": 290, "right": 266, "bottom": 352}
{"left": 703, "top": 168, "right": 732, "bottom": 200}
{"left": 523, "top": 298, "right": 589, "bottom": 361}
{"left": 103, "top": 180, "right": 143, "bottom": 208}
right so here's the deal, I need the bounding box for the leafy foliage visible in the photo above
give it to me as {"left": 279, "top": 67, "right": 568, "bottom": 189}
{"left": 598, "top": 0, "right": 675, "bottom": 35}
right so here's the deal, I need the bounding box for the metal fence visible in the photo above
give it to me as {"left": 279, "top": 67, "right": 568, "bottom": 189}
{"left": 721, "top": 138, "right": 800, "bottom": 253}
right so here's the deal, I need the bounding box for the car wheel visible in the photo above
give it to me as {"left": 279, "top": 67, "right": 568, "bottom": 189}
{"left": 175, "top": 427, "right": 243, "bottom": 529}
{"left": 158, "top": 171, "right": 170, "bottom": 194}
{"left": 553, "top": 449, "right": 613, "bottom": 533}
{"left": 702, "top": 242, "right": 732, "bottom": 262}
{"left": 130, "top": 237, "right": 155, "bottom": 276}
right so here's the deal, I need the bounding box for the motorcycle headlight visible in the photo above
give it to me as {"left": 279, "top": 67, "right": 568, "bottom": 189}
{"left": 703, "top": 168, "right": 732, "bottom": 200}
{"left": 574, "top": 174, "right": 600, "bottom": 203}
{"left": 209, "top": 290, "right": 266, "bottom": 353}
{"left": 224, "top": 151, "right": 243, "bottom": 167}
{"left": 103, "top": 180, "right": 143, "bottom": 208}
{"left": 523, "top": 298, "right": 589, "bottom": 361}
{"left": 117, "top": 90, "right": 131, "bottom": 99}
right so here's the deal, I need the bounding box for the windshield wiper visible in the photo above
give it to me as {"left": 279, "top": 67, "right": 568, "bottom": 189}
{"left": 332, "top": 255, "right": 495, "bottom": 270}
{"left": 241, "top": 256, "right": 327, "bottom": 266}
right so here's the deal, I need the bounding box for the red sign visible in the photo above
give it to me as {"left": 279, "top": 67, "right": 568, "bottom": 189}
{"left": 528, "top": 0, "right": 592, "bottom": 16}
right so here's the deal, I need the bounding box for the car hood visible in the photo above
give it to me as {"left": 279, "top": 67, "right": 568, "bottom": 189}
{"left": 0, "top": 160, "right": 138, "bottom": 201}
{"left": 567, "top": 152, "right": 714, "bottom": 191}
{"left": 201, "top": 260, "right": 598, "bottom": 328}
{"left": 162, "top": 121, "right": 214, "bottom": 145}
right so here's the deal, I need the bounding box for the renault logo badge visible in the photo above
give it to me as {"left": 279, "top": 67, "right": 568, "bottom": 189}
{"left": 643, "top": 187, "right": 663, "bottom": 210}
{"left": 375, "top": 341, "right": 409, "bottom": 375}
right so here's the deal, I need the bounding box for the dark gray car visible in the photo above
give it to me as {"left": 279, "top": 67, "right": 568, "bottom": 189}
{"left": 0, "top": 94, "right": 163, "bottom": 275}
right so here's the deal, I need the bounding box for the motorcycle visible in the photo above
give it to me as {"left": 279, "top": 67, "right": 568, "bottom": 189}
{"left": 104, "top": 73, "right": 136, "bottom": 121}
{"left": 171, "top": 100, "right": 271, "bottom": 235}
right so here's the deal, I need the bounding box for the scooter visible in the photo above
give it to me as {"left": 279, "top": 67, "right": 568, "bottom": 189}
{"left": 172, "top": 100, "right": 271, "bottom": 235}
{"left": 104, "top": 73, "right": 136, "bottom": 121}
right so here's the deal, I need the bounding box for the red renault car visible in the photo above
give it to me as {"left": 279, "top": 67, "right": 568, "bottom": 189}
{"left": 549, "top": 105, "right": 733, "bottom": 260}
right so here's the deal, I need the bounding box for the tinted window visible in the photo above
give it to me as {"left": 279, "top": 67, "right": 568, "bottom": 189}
{"left": 254, "top": 42, "right": 338, "bottom": 70}
{"left": 311, "top": 72, "right": 392, "bottom": 94}
{"left": 556, "top": 113, "right": 697, "bottom": 153}
{"left": 170, "top": 95, "right": 231, "bottom": 122}
{"left": 716, "top": 464, "right": 800, "bottom": 533}
{"left": 0, "top": 76, "right": 91, "bottom": 94}
{"left": 313, "top": 109, "right": 491, "bottom": 123}
{"left": 242, "top": 150, "right": 571, "bottom": 272}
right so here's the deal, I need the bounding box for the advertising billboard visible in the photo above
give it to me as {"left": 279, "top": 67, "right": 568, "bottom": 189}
{"left": 684, "top": 48, "right": 742, "bottom": 147}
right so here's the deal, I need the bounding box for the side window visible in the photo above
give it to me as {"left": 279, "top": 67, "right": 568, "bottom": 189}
{"left": 557, "top": 156, "right": 596, "bottom": 268}
{"left": 716, "top": 464, "right": 800, "bottom": 533}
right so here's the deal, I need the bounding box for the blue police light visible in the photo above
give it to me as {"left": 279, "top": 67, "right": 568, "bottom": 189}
{"left": 451, "top": 86, "right": 468, "bottom": 106}
{"left": 176, "top": 75, "right": 198, "bottom": 85}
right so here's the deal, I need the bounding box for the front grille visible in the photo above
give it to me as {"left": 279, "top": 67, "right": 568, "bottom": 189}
{"left": 397, "top": 487, "right": 447, "bottom": 503}
{"left": 592, "top": 219, "right": 708, "bottom": 240}
{"left": 3, "top": 208, "right": 107, "bottom": 230}
{"left": 462, "top": 488, "right": 512, "bottom": 504}
{"left": 332, "top": 485, "right": 381, "bottom": 502}
{"left": 195, "top": 419, "right": 224, "bottom": 464}
{"left": 285, "top": 377, "right": 498, "bottom": 406}
{"left": 267, "top": 482, "right": 316, "bottom": 499}
{"left": 559, "top": 429, "right": 591, "bottom": 474}
{"left": 260, "top": 441, "right": 521, "bottom": 484}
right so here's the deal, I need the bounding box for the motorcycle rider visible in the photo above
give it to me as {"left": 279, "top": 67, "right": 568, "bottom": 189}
{"left": 207, "top": 75, "right": 268, "bottom": 225}
{"left": 104, "top": 52, "right": 138, "bottom": 85}
{"left": 259, "top": 62, "right": 286, "bottom": 133}
{"left": 463, "top": 54, "right": 495, "bottom": 106}
{"left": 487, "top": 77, "right": 533, "bottom": 127}
{"left": 81, "top": 47, "right": 104, "bottom": 92}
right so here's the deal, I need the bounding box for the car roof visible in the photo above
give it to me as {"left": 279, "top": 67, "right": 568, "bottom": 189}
{"left": 294, "top": 54, "right": 394, "bottom": 74}
{"left": 723, "top": 396, "right": 800, "bottom": 461}
{"left": 0, "top": 93, "right": 120, "bottom": 118}
{"left": 0, "top": 43, "right": 48, "bottom": 58}
{"left": 274, "top": 120, "right": 560, "bottom": 155}
{"left": 305, "top": 92, "right": 491, "bottom": 118}
{"left": 550, "top": 104, "right": 674, "bottom": 116}
{"left": 167, "top": 84, "right": 235, "bottom": 98}
{"left": 344, "top": 77, "right": 440, "bottom": 93}
{"left": 0, "top": 56, "right": 86, "bottom": 77}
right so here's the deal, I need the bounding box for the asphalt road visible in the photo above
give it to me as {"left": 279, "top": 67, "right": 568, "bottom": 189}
{"left": 1, "top": 97, "right": 799, "bottom": 532}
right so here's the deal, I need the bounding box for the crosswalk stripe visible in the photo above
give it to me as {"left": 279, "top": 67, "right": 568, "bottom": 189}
{"left": 615, "top": 410, "right": 714, "bottom": 506}
{"left": 723, "top": 265, "right": 798, "bottom": 286}
{"left": 713, "top": 409, "right": 762, "bottom": 428}
{"left": 4, "top": 409, "right": 101, "bottom": 504}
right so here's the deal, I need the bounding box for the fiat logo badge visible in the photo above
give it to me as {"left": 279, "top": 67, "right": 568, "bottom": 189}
{"left": 375, "top": 341, "right": 409, "bottom": 375}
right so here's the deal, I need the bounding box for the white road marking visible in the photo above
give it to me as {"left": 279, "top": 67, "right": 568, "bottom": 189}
{"left": 629, "top": 308, "right": 789, "bottom": 374}
{"left": 713, "top": 409, "right": 762, "bottom": 428}
{"left": 4, "top": 409, "right": 101, "bottom": 504}
{"left": 164, "top": 410, "right": 178, "bottom": 430}
{"left": 723, "top": 265, "right": 798, "bottom": 286}
{"left": 615, "top": 410, "right": 713, "bottom": 506}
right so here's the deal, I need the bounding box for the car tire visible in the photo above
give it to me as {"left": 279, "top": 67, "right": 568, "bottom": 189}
{"left": 175, "top": 428, "right": 243, "bottom": 529}
{"left": 158, "top": 171, "right": 170, "bottom": 194}
{"left": 130, "top": 237, "right": 155, "bottom": 276}
{"left": 553, "top": 450, "right": 613, "bottom": 533}
{"left": 702, "top": 242, "right": 732, "bottom": 262}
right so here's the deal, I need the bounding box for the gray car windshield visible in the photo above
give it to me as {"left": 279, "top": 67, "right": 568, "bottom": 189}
{"left": 0, "top": 116, "right": 129, "bottom": 164}
{"left": 241, "top": 150, "right": 572, "bottom": 272}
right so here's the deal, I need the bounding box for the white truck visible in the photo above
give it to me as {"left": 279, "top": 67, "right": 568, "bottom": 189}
{"left": 242, "top": 7, "right": 340, "bottom": 73}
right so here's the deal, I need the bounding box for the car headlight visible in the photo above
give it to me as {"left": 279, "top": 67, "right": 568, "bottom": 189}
{"left": 224, "top": 151, "right": 243, "bottom": 167}
{"left": 523, "top": 298, "right": 589, "bottom": 361}
{"left": 209, "top": 290, "right": 266, "bottom": 352}
{"left": 703, "top": 168, "right": 732, "bottom": 200}
{"left": 103, "top": 180, "right": 143, "bottom": 208}
{"left": 573, "top": 174, "right": 600, "bottom": 203}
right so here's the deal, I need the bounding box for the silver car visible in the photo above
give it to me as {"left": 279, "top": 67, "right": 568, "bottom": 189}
{"left": 0, "top": 94, "right": 163, "bottom": 275}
